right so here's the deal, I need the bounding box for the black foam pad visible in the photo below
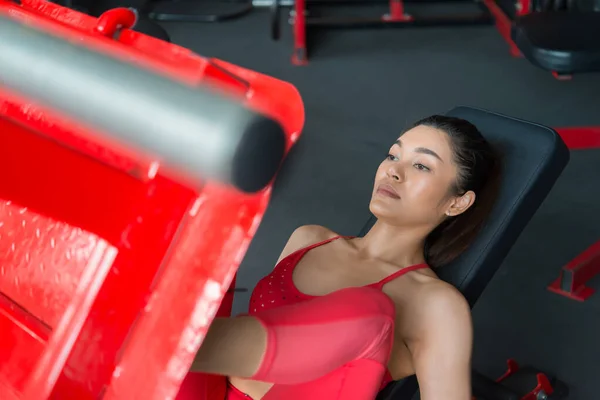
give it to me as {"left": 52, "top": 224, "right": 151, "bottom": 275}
{"left": 435, "top": 107, "right": 569, "bottom": 304}
{"left": 512, "top": 12, "right": 600, "bottom": 74}
{"left": 231, "top": 115, "right": 286, "bottom": 193}
{"left": 368, "top": 106, "right": 569, "bottom": 400}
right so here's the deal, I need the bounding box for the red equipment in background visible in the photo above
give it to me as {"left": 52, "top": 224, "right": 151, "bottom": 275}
{"left": 547, "top": 234, "right": 600, "bottom": 302}
{"left": 270, "top": 0, "right": 588, "bottom": 76}
{"left": 482, "top": 0, "right": 530, "bottom": 57}
{"left": 271, "top": 0, "right": 495, "bottom": 65}
{"left": 0, "top": 2, "right": 304, "bottom": 400}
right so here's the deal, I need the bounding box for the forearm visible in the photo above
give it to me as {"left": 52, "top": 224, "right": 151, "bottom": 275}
{"left": 191, "top": 316, "right": 267, "bottom": 377}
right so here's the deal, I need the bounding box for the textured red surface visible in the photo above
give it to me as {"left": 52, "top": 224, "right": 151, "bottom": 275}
{"left": 0, "top": 200, "right": 100, "bottom": 329}
{"left": 0, "top": 1, "right": 304, "bottom": 399}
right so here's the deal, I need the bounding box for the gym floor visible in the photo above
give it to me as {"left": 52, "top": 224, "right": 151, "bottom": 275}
{"left": 164, "top": 11, "right": 600, "bottom": 398}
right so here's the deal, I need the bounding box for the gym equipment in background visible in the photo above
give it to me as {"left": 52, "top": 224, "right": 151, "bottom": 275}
{"left": 547, "top": 234, "right": 600, "bottom": 301}
{"left": 271, "top": 0, "right": 495, "bottom": 65}
{"left": 271, "top": 0, "right": 600, "bottom": 72}
{"left": 0, "top": 1, "right": 304, "bottom": 399}
{"left": 545, "top": 127, "right": 600, "bottom": 302}
{"left": 486, "top": 0, "right": 600, "bottom": 78}
{"left": 512, "top": 13, "right": 600, "bottom": 78}
{"left": 471, "top": 360, "right": 569, "bottom": 400}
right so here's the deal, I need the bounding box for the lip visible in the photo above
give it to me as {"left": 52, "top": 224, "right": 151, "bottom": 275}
{"left": 376, "top": 183, "right": 401, "bottom": 199}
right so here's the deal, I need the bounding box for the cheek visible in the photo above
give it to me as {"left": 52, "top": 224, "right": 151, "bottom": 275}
{"left": 406, "top": 174, "right": 449, "bottom": 207}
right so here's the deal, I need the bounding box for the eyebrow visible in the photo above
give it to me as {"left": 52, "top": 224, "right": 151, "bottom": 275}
{"left": 394, "top": 140, "right": 444, "bottom": 162}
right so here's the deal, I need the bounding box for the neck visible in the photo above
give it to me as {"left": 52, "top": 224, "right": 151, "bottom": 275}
{"left": 354, "top": 219, "right": 430, "bottom": 267}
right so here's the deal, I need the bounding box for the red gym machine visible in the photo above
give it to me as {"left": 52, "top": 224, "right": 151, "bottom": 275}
{"left": 0, "top": 2, "right": 304, "bottom": 399}
{"left": 0, "top": 1, "right": 597, "bottom": 400}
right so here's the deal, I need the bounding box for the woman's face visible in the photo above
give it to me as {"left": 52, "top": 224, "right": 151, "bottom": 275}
{"left": 369, "top": 125, "right": 475, "bottom": 228}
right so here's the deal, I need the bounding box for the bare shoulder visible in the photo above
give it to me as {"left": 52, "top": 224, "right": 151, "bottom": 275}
{"left": 276, "top": 225, "right": 338, "bottom": 263}
{"left": 390, "top": 274, "right": 472, "bottom": 343}
{"left": 417, "top": 279, "right": 471, "bottom": 323}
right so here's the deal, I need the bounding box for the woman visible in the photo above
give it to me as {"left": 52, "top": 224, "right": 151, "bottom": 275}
{"left": 191, "top": 115, "right": 501, "bottom": 400}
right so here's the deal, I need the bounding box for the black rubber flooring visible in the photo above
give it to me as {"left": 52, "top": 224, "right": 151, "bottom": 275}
{"left": 161, "top": 9, "right": 600, "bottom": 398}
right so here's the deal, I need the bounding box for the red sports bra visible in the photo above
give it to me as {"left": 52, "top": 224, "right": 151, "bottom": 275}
{"left": 248, "top": 235, "right": 429, "bottom": 391}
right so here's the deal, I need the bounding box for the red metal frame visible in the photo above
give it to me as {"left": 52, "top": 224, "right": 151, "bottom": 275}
{"left": 551, "top": 71, "right": 573, "bottom": 81}
{"left": 482, "top": 0, "right": 522, "bottom": 57}
{"left": 472, "top": 359, "right": 564, "bottom": 400}
{"left": 0, "top": 2, "right": 304, "bottom": 400}
{"left": 386, "top": 0, "right": 413, "bottom": 22}
{"left": 496, "top": 360, "right": 555, "bottom": 400}
{"left": 293, "top": 0, "right": 308, "bottom": 65}
{"left": 548, "top": 240, "right": 600, "bottom": 301}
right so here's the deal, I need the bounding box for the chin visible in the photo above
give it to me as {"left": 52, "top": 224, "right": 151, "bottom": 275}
{"left": 369, "top": 199, "right": 395, "bottom": 220}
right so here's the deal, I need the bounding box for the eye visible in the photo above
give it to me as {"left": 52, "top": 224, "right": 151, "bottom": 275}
{"left": 387, "top": 154, "right": 398, "bottom": 161}
{"left": 414, "top": 163, "right": 430, "bottom": 172}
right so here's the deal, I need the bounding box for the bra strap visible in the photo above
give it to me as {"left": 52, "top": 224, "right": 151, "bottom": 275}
{"left": 277, "top": 235, "right": 345, "bottom": 265}
{"left": 299, "top": 235, "right": 344, "bottom": 253}
{"left": 371, "top": 263, "right": 428, "bottom": 289}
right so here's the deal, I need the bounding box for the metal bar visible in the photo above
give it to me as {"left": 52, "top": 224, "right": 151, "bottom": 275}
{"left": 0, "top": 15, "right": 285, "bottom": 192}
{"left": 482, "top": 0, "right": 522, "bottom": 57}
{"left": 254, "top": 0, "right": 292, "bottom": 7}
{"left": 304, "top": 13, "right": 492, "bottom": 27}
{"left": 294, "top": 0, "right": 308, "bottom": 64}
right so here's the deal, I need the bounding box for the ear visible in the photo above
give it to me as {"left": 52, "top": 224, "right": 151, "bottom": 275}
{"left": 445, "top": 190, "right": 476, "bottom": 217}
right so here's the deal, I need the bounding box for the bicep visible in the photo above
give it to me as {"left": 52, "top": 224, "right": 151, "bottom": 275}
{"left": 410, "top": 292, "right": 473, "bottom": 400}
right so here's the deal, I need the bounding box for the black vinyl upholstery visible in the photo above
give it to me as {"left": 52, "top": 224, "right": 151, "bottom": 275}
{"left": 512, "top": 12, "right": 600, "bottom": 74}
{"left": 365, "top": 106, "right": 570, "bottom": 400}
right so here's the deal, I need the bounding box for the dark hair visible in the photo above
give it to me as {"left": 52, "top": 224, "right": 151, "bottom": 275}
{"left": 410, "top": 115, "right": 501, "bottom": 268}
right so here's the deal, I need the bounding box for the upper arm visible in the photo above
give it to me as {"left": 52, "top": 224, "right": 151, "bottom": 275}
{"left": 275, "top": 225, "right": 335, "bottom": 264}
{"left": 408, "top": 286, "right": 473, "bottom": 400}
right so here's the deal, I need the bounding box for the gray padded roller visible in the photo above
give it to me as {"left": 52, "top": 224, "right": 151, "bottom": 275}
{"left": 0, "top": 15, "right": 286, "bottom": 192}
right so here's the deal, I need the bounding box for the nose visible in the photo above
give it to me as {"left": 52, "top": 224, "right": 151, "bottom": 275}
{"left": 386, "top": 163, "right": 404, "bottom": 182}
